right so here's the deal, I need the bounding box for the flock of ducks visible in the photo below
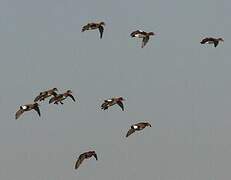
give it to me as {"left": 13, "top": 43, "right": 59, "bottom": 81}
{"left": 15, "top": 86, "right": 151, "bottom": 169}
{"left": 15, "top": 88, "right": 75, "bottom": 119}
{"left": 81, "top": 21, "right": 224, "bottom": 48}
{"left": 15, "top": 21, "right": 224, "bottom": 171}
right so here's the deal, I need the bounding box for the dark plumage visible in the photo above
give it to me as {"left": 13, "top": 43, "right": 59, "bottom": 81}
{"left": 49, "top": 90, "right": 75, "bottom": 105}
{"left": 200, "top": 37, "right": 224, "bottom": 47}
{"left": 82, "top": 22, "right": 105, "bottom": 39}
{"left": 15, "top": 103, "right": 41, "bottom": 120}
{"left": 130, "top": 30, "right": 155, "bottom": 48}
{"left": 126, "top": 122, "right": 151, "bottom": 137}
{"left": 101, "top": 97, "right": 125, "bottom": 111}
{"left": 34, "top": 88, "right": 58, "bottom": 102}
{"left": 74, "top": 151, "right": 98, "bottom": 170}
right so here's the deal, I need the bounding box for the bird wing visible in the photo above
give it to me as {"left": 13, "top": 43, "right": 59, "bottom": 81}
{"left": 93, "top": 153, "right": 98, "bottom": 160}
{"left": 34, "top": 93, "right": 44, "bottom": 102}
{"left": 67, "top": 94, "right": 76, "bottom": 102}
{"left": 126, "top": 128, "right": 136, "bottom": 137}
{"left": 98, "top": 25, "right": 104, "bottom": 39}
{"left": 117, "top": 101, "right": 124, "bottom": 111}
{"left": 214, "top": 40, "right": 218, "bottom": 47}
{"left": 33, "top": 106, "right": 41, "bottom": 117}
{"left": 15, "top": 109, "right": 24, "bottom": 120}
{"left": 142, "top": 36, "right": 149, "bottom": 48}
{"left": 75, "top": 154, "right": 85, "bottom": 170}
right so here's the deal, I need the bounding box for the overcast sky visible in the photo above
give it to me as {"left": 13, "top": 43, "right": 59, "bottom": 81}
{"left": 0, "top": 0, "right": 230, "bottom": 179}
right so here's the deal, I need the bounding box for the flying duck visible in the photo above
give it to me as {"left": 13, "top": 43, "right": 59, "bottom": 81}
{"left": 82, "top": 22, "right": 105, "bottom": 39}
{"left": 49, "top": 90, "right": 75, "bottom": 105}
{"left": 200, "top": 37, "right": 224, "bottom": 47}
{"left": 34, "top": 88, "right": 58, "bottom": 102}
{"left": 126, "top": 122, "right": 151, "bottom": 137}
{"left": 130, "top": 30, "right": 155, "bottom": 48}
{"left": 75, "top": 151, "right": 98, "bottom": 170}
{"left": 15, "top": 102, "right": 41, "bottom": 119}
{"left": 101, "top": 97, "right": 125, "bottom": 111}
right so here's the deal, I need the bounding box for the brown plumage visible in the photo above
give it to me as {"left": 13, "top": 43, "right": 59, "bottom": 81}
{"left": 200, "top": 37, "right": 224, "bottom": 47}
{"left": 101, "top": 97, "right": 125, "bottom": 111}
{"left": 82, "top": 22, "right": 105, "bottom": 39}
{"left": 49, "top": 90, "right": 75, "bottom": 105}
{"left": 74, "top": 151, "right": 98, "bottom": 170}
{"left": 34, "top": 88, "right": 58, "bottom": 102}
{"left": 15, "top": 103, "right": 41, "bottom": 120}
{"left": 130, "top": 30, "right": 155, "bottom": 48}
{"left": 126, "top": 122, "right": 151, "bottom": 137}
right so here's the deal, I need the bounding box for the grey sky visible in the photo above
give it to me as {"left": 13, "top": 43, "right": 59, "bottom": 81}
{"left": 0, "top": 0, "right": 230, "bottom": 179}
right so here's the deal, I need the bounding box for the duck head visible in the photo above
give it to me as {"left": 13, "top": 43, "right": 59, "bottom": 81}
{"left": 100, "top": 22, "right": 105, "bottom": 26}
{"left": 52, "top": 88, "right": 58, "bottom": 91}
{"left": 148, "top": 32, "right": 155, "bottom": 36}
{"left": 66, "top": 90, "right": 72, "bottom": 94}
{"left": 218, "top": 38, "right": 224, "bottom": 42}
{"left": 118, "top": 97, "right": 125, "bottom": 101}
{"left": 146, "top": 122, "right": 152, "bottom": 127}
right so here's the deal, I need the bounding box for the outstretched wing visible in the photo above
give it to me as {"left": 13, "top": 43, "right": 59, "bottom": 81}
{"left": 67, "top": 94, "right": 76, "bottom": 102}
{"left": 142, "top": 36, "right": 149, "bottom": 48}
{"left": 214, "top": 40, "right": 218, "bottom": 47}
{"left": 126, "top": 128, "right": 136, "bottom": 137}
{"left": 75, "top": 154, "right": 85, "bottom": 170}
{"left": 117, "top": 101, "right": 124, "bottom": 111}
{"left": 15, "top": 109, "right": 24, "bottom": 120}
{"left": 93, "top": 153, "right": 98, "bottom": 160}
{"left": 34, "top": 93, "right": 44, "bottom": 102}
{"left": 33, "top": 106, "right": 41, "bottom": 117}
{"left": 98, "top": 26, "right": 104, "bottom": 39}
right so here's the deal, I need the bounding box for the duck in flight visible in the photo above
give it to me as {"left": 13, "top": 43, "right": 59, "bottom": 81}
{"left": 82, "top": 22, "right": 105, "bottom": 39}
{"left": 49, "top": 90, "right": 75, "bottom": 105}
{"left": 15, "top": 102, "right": 41, "bottom": 119}
{"left": 101, "top": 97, "right": 125, "bottom": 111}
{"left": 74, "top": 151, "right": 98, "bottom": 170}
{"left": 126, "top": 122, "right": 151, "bottom": 137}
{"left": 130, "top": 30, "right": 155, "bottom": 48}
{"left": 34, "top": 88, "right": 58, "bottom": 102}
{"left": 200, "top": 37, "right": 224, "bottom": 47}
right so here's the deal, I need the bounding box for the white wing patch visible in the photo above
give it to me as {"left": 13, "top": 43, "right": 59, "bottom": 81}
{"left": 21, "top": 105, "right": 27, "bottom": 110}
{"left": 207, "top": 41, "right": 213, "bottom": 44}
{"left": 133, "top": 125, "right": 138, "bottom": 129}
